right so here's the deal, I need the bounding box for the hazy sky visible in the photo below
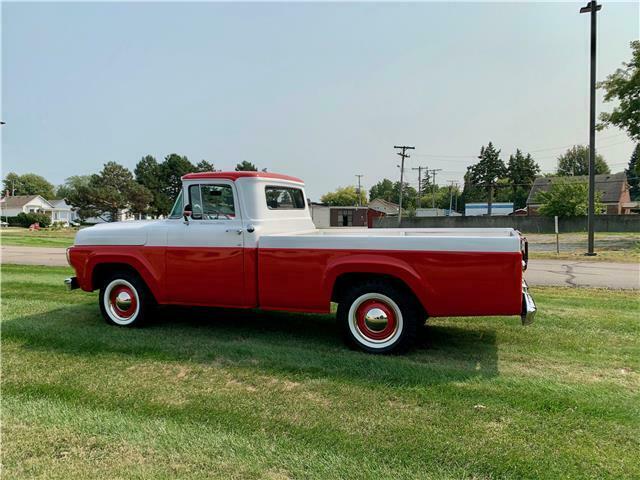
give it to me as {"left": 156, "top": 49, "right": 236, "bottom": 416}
{"left": 2, "top": 1, "right": 638, "bottom": 200}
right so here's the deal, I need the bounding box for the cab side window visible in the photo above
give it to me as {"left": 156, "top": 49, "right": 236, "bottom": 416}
{"left": 188, "top": 184, "right": 236, "bottom": 220}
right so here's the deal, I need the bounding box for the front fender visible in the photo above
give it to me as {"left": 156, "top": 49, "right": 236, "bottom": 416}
{"left": 70, "top": 246, "right": 165, "bottom": 302}
{"left": 321, "top": 253, "right": 430, "bottom": 311}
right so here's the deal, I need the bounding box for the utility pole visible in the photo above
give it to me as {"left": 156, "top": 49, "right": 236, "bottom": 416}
{"left": 428, "top": 168, "right": 443, "bottom": 211}
{"left": 394, "top": 145, "right": 414, "bottom": 226}
{"left": 580, "top": 0, "right": 601, "bottom": 256}
{"left": 412, "top": 166, "right": 427, "bottom": 209}
{"left": 355, "top": 174, "right": 364, "bottom": 207}
{"left": 447, "top": 180, "right": 459, "bottom": 216}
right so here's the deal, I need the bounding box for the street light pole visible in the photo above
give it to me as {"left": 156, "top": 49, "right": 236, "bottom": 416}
{"left": 580, "top": 0, "right": 601, "bottom": 256}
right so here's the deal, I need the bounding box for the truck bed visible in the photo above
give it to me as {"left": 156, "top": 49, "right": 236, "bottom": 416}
{"left": 260, "top": 227, "right": 522, "bottom": 253}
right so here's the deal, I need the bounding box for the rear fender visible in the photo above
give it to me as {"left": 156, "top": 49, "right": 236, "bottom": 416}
{"left": 322, "top": 254, "right": 429, "bottom": 311}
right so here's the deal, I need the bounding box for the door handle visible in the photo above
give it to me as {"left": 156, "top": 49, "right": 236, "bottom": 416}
{"left": 226, "top": 228, "right": 243, "bottom": 235}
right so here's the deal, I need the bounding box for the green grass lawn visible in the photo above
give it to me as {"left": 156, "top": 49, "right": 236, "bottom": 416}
{"left": 526, "top": 232, "right": 639, "bottom": 262}
{"left": 2, "top": 264, "right": 639, "bottom": 479}
{"left": 0, "top": 227, "right": 77, "bottom": 248}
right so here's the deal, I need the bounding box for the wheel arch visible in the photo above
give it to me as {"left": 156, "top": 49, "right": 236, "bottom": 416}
{"left": 325, "top": 256, "right": 428, "bottom": 316}
{"left": 87, "top": 255, "right": 162, "bottom": 303}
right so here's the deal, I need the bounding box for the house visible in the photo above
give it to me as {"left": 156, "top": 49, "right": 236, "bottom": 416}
{"left": 0, "top": 195, "right": 54, "bottom": 217}
{"left": 526, "top": 172, "right": 632, "bottom": 215}
{"left": 367, "top": 198, "right": 400, "bottom": 227}
{"left": 49, "top": 199, "right": 80, "bottom": 225}
{"left": 309, "top": 203, "right": 369, "bottom": 228}
{"left": 464, "top": 202, "right": 514, "bottom": 216}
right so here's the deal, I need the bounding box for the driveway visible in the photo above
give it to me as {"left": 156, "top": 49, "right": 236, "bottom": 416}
{"left": 2, "top": 245, "right": 639, "bottom": 289}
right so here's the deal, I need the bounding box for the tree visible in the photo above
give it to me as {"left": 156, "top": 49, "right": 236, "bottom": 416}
{"left": 195, "top": 160, "right": 215, "bottom": 172}
{"left": 507, "top": 149, "right": 540, "bottom": 209}
{"left": 369, "top": 179, "right": 395, "bottom": 202}
{"left": 626, "top": 144, "right": 640, "bottom": 201}
{"left": 598, "top": 40, "right": 640, "bottom": 142}
{"left": 535, "top": 180, "right": 604, "bottom": 217}
{"left": 468, "top": 142, "right": 507, "bottom": 215}
{"left": 420, "top": 185, "right": 461, "bottom": 211}
{"left": 67, "top": 162, "right": 152, "bottom": 221}
{"left": 320, "top": 186, "right": 367, "bottom": 206}
{"left": 56, "top": 175, "right": 91, "bottom": 204}
{"left": 235, "top": 161, "right": 257, "bottom": 171}
{"left": 135, "top": 155, "right": 171, "bottom": 217}
{"left": 134, "top": 153, "right": 196, "bottom": 217}
{"left": 556, "top": 145, "right": 610, "bottom": 176}
{"left": 3, "top": 172, "right": 55, "bottom": 198}
{"left": 162, "top": 154, "right": 195, "bottom": 203}
{"left": 369, "top": 179, "right": 417, "bottom": 208}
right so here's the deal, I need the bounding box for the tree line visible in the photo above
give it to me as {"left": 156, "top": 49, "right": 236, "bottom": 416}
{"left": 2, "top": 157, "right": 258, "bottom": 222}
{"left": 319, "top": 142, "right": 633, "bottom": 216}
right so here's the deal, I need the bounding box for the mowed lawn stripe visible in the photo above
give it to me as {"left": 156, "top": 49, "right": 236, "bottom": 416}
{"left": 2, "top": 264, "right": 639, "bottom": 479}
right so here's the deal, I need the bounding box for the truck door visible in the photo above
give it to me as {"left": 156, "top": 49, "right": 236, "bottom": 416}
{"left": 165, "top": 181, "right": 247, "bottom": 307}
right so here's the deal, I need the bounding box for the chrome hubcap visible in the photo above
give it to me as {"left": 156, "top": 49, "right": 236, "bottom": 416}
{"left": 115, "top": 291, "right": 132, "bottom": 311}
{"left": 364, "top": 307, "right": 388, "bottom": 332}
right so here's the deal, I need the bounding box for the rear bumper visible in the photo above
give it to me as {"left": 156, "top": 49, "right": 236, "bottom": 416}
{"left": 64, "top": 277, "right": 79, "bottom": 290}
{"left": 521, "top": 280, "right": 536, "bottom": 325}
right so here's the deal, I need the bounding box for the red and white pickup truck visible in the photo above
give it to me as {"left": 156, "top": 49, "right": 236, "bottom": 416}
{"left": 66, "top": 171, "right": 535, "bottom": 353}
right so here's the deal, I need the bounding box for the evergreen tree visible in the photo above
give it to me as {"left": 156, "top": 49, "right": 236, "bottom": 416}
{"left": 626, "top": 144, "right": 640, "bottom": 201}
{"left": 507, "top": 149, "right": 540, "bottom": 209}
{"left": 468, "top": 142, "right": 507, "bottom": 215}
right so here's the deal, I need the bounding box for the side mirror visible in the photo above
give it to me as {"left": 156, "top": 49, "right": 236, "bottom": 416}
{"left": 183, "top": 204, "right": 192, "bottom": 223}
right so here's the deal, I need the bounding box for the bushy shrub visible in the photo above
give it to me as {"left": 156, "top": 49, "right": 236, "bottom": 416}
{"left": 10, "top": 212, "right": 52, "bottom": 228}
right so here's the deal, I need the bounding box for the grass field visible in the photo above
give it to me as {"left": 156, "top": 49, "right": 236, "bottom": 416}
{"left": 0, "top": 227, "right": 77, "bottom": 248}
{"left": 1, "top": 264, "right": 638, "bottom": 479}
{"left": 526, "top": 232, "right": 639, "bottom": 262}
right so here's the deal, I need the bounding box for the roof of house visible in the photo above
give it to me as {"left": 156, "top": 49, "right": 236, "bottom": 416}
{"left": 527, "top": 172, "right": 628, "bottom": 205}
{"left": 368, "top": 198, "right": 400, "bottom": 213}
{"left": 181, "top": 171, "right": 304, "bottom": 184}
{"left": 0, "top": 195, "right": 53, "bottom": 209}
{"left": 50, "top": 199, "right": 72, "bottom": 209}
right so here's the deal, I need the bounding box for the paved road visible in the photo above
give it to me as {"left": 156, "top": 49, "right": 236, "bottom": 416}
{"left": 1, "top": 246, "right": 68, "bottom": 267}
{"left": 524, "top": 259, "right": 639, "bottom": 290}
{"left": 1, "top": 245, "right": 639, "bottom": 289}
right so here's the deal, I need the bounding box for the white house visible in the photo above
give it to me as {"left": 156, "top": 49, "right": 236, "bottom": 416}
{"left": 49, "top": 199, "right": 79, "bottom": 225}
{"left": 0, "top": 195, "right": 54, "bottom": 217}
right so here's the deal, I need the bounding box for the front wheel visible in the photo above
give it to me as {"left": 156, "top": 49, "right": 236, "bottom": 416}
{"left": 337, "top": 281, "right": 422, "bottom": 354}
{"left": 99, "top": 272, "right": 152, "bottom": 327}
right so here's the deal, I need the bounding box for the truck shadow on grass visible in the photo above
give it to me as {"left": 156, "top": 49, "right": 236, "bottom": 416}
{"left": 4, "top": 303, "right": 499, "bottom": 388}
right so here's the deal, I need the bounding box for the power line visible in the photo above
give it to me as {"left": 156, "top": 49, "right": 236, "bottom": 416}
{"left": 411, "top": 133, "right": 629, "bottom": 159}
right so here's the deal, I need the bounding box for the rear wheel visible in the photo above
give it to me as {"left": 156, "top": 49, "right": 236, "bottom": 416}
{"left": 99, "top": 272, "right": 152, "bottom": 327}
{"left": 337, "top": 280, "right": 422, "bottom": 354}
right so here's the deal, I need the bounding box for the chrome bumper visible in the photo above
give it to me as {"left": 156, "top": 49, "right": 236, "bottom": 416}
{"left": 521, "top": 281, "right": 536, "bottom": 325}
{"left": 64, "top": 277, "right": 79, "bottom": 290}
